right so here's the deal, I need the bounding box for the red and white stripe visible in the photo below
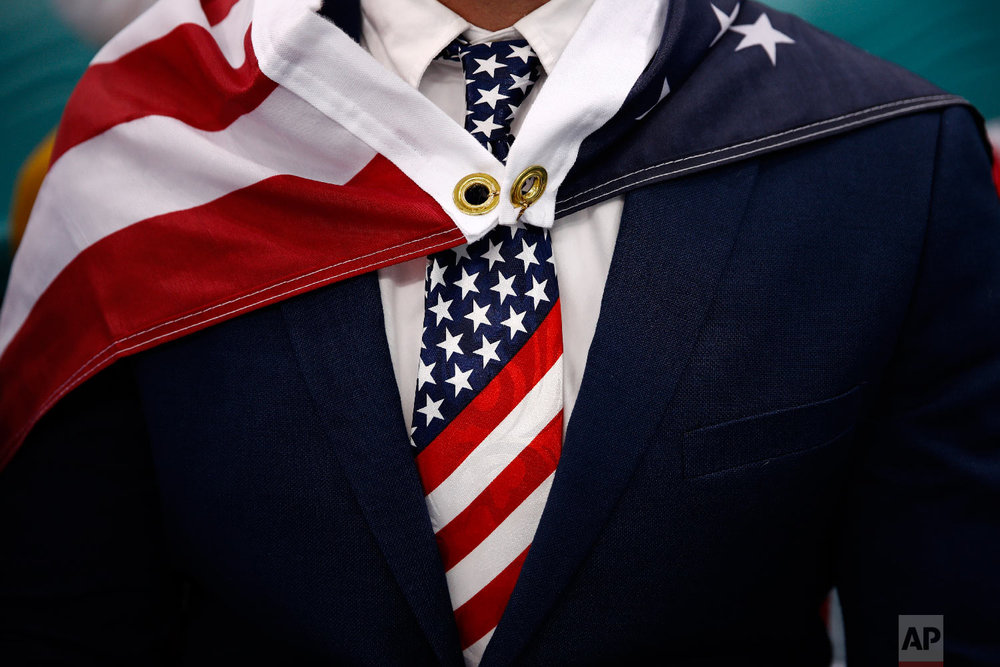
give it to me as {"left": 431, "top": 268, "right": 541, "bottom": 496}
{"left": 0, "top": 0, "right": 663, "bottom": 469}
{"left": 417, "top": 300, "right": 564, "bottom": 665}
{"left": 0, "top": 0, "right": 464, "bottom": 469}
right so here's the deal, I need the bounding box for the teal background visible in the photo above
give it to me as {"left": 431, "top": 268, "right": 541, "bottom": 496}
{"left": 767, "top": 0, "right": 1000, "bottom": 118}
{"left": 1, "top": 0, "right": 95, "bottom": 291}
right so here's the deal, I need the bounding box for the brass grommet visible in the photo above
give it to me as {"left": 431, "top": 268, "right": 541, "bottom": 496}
{"left": 510, "top": 165, "right": 548, "bottom": 210}
{"left": 454, "top": 173, "right": 501, "bottom": 215}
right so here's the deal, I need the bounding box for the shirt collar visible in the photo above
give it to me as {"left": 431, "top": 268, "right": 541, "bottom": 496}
{"left": 512, "top": 0, "right": 596, "bottom": 73}
{"left": 360, "top": 0, "right": 597, "bottom": 88}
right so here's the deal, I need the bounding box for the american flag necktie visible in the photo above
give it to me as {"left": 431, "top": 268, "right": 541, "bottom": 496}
{"left": 410, "top": 39, "right": 562, "bottom": 665}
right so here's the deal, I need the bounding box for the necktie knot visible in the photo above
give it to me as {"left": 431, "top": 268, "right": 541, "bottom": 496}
{"left": 440, "top": 38, "right": 542, "bottom": 163}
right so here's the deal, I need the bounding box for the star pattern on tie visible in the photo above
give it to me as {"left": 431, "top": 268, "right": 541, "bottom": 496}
{"left": 439, "top": 38, "right": 542, "bottom": 162}
{"left": 410, "top": 224, "right": 558, "bottom": 445}
{"left": 416, "top": 396, "right": 445, "bottom": 426}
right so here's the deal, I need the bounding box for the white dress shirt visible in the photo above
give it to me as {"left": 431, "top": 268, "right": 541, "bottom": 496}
{"left": 363, "top": 0, "right": 625, "bottom": 432}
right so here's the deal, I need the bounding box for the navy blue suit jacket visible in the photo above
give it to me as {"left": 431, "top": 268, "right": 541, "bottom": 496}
{"left": 2, "top": 102, "right": 999, "bottom": 665}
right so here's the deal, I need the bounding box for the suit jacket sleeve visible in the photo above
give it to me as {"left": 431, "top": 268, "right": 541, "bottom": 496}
{"left": 0, "top": 361, "right": 181, "bottom": 664}
{"left": 836, "top": 106, "right": 1000, "bottom": 663}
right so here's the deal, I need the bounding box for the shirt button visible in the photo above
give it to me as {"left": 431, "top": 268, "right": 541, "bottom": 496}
{"left": 454, "top": 173, "right": 501, "bottom": 215}
{"left": 511, "top": 165, "right": 548, "bottom": 211}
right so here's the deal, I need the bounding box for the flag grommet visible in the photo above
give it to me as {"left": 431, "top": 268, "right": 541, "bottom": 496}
{"left": 454, "top": 173, "right": 501, "bottom": 215}
{"left": 511, "top": 166, "right": 548, "bottom": 211}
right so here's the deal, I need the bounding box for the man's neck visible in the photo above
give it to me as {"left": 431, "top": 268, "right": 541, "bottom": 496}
{"left": 435, "top": 0, "right": 551, "bottom": 31}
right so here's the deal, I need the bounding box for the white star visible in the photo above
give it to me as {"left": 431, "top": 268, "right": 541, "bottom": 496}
{"left": 453, "top": 244, "right": 471, "bottom": 263}
{"left": 525, "top": 276, "right": 551, "bottom": 309}
{"left": 508, "top": 220, "right": 527, "bottom": 238}
{"left": 454, "top": 267, "right": 480, "bottom": 299}
{"left": 482, "top": 239, "right": 505, "bottom": 269}
{"left": 508, "top": 71, "right": 534, "bottom": 94}
{"left": 471, "top": 116, "right": 504, "bottom": 139}
{"left": 416, "top": 395, "right": 445, "bottom": 425}
{"left": 507, "top": 43, "right": 535, "bottom": 63}
{"left": 465, "top": 300, "right": 492, "bottom": 332}
{"left": 420, "top": 325, "right": 427, "bottom": 348}
{"left": 436, "top": 327, "right": 464, "bottom": 360}
{"left": 730, "top": 13, "right": 795, "bottom": 66}
{"left": 445, "top": 363, "right": 474, "bottom": 396}
{"left": 474, "top": 335, "right": 501, "bottom": 367}
{"left": 501, "top": 307, "right": 528, "bottom": 339}
{"left": 515, "top": 239, "right": 539, "bottom": 271}
{"left": 473, "top": 54, "right": 507, "bottom": 77}
{"left": 711, "top": 2, "right": 740, "bottom": 46}
{"left": 491, "top": 272, "right": 517, "bottom": 305}
{"left": 475, "top": 84, "right": 510, "bottom": 109}
{"left": 428, "top": 294, "right": 453, "bottom": 325}
{"left": 506, "top": 103, "right": 519, "bottom": 122}
{"left": 428, "top": 258, "right": 447, "bottom": 292}
{"left": 416, "top": 359, "right": 436, "bottom": 389}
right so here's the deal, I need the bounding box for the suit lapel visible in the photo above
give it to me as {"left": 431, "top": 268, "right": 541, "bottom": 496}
{"left": 279, "top": 273, "right": 463, "bottom": 667}
{"left": 482, "top": 161, "right": 760, "bottom": 665}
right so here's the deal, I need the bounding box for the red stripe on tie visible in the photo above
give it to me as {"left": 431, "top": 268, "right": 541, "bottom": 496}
{"left": 435, "top": 412, "right": 561, "bottom": 570}
{"left": 202, "top": 0, "right": 241, "bottom": 25}
{"left": 416, "top": 300, "right": 563, "bottom": 494}
{"left": 0, "top": 155, "right": 461, "bottom": 472}
{"left": 52, "top": 24, "right": 275, "bottom": 164}
{"left": 454, "top": 546, "right": 530, "bottom": 650}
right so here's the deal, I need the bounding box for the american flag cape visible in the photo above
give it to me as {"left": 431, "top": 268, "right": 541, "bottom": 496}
{"left": 0, "top": 0, "right": 975, "bottom": 469}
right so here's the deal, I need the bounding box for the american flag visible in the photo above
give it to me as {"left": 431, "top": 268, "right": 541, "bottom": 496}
{"left": 0, "top": 0, "right": 661, "bottom": 472}
{"left": 0, "top": 0, "right": 465, "bottom": 468}
{"left": 2, "top": 0, "right": 955, "bottom": 480}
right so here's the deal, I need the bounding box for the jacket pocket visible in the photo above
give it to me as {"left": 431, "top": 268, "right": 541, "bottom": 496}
{"left": 681, "top": 384, "right": 865, "bottom": 478}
